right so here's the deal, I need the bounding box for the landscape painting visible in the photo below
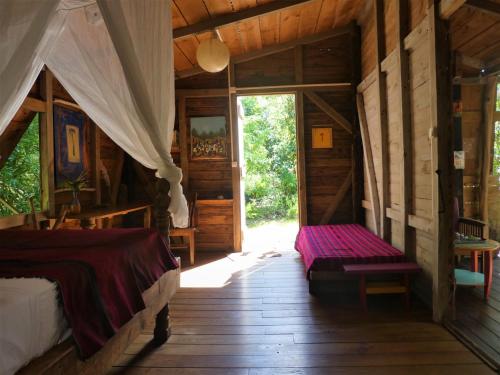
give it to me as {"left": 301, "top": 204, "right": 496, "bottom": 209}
{"left": 190, "top": 116, "right": 227, "bottom": 160}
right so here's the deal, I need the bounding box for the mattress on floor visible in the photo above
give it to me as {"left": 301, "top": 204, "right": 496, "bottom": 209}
{"left": 295, "top": 224, "right": 405, "bottom": 275}
{"left": 0, "top": 278, "right": 70, "bottom": 375}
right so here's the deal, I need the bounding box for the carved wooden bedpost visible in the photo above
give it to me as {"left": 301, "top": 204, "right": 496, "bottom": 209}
{"left": 153, "top": 177, "right": 171, "bottom": 346}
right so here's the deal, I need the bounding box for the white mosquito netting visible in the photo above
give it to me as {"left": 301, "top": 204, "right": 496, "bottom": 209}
{"left": 0, "top": 0, "right": 188, "bottom": 227}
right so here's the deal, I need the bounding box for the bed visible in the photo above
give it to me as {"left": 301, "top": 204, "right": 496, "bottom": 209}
{"left": 295, "top": 224, "right": 405, "bottom": 279}
{"left": 0, "top": 228, "right": 180, "bottom": 375}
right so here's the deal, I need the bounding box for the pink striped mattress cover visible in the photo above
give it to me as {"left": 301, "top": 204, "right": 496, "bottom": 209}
{"left": 294, "top": 224, "right": 405, "bottom": 275}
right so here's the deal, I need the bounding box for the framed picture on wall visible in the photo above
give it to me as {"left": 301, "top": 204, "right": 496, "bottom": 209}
{"left": 312, "top": 127, "right": 333, "bottom": 149}
{"left": 53, "top": 104, "right": 90, "bottom": 188}
{"left": 190, "top": 116, "right": 228, "bottom": 160}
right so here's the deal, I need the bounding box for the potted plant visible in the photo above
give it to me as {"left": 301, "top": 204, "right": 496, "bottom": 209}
{"left": 64, "top": 171, "right": 88, "bottom": 214}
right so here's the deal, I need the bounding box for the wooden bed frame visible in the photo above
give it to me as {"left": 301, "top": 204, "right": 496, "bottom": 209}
{"left": 2, "top": 179, "right": 177, "bottom": 375}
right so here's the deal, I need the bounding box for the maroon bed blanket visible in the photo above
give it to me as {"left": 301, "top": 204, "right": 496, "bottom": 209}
{"left": 0, "top": 228, "right": 178, "bottom": 358}
{"left": 295, "top": 224, "right": 405, "bottom": 275}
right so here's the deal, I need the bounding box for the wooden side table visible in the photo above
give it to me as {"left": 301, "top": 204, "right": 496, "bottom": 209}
{"left": 454, "top": 239, "right": 499, "bottom": 300}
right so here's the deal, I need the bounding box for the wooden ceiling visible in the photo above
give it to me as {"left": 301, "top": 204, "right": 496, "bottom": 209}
{"left": 171, "top": 0, "right": 366, "bottom": 75}
{"left": 449, "top": 1, "right": 500, "bottom": 73}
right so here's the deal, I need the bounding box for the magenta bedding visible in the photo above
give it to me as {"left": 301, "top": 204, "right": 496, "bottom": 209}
{"left": 295, "top": 224, "right": 405, "bottom": 275}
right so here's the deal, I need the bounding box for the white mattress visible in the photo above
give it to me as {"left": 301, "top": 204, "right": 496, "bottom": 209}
{"left": 0, "top": 258, "right": 181, "bottom": 375}
{"left": 0, "top": 278, "right": 70, "bottom": 375}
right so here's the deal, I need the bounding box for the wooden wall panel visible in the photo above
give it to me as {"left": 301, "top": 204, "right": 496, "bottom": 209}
{"left": 409, "top": 0, "right": 428, "bottom": 32}
{"left": 234, "top": 49, "right": 296, "bottom": 87}
{"left": 383, "top": 0, "right": 397, "bottom": 57}
{"left": 304, "top": 92, "right": 354, "bottom": 225}
{"left": 360, "top": 6, "right": 376, "bottom": 79}
{"left": 196, "top": 200, "right": 234, "bottom": 251}
{"left": 185, "top": 97, "right": 233, "bottom": 199}
{"left": 302, "top": 36, "right": 352, "bottom": 84}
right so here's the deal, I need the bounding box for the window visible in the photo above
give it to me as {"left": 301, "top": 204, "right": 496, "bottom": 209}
{"left": 0, "top": 115, "right": 41, "bottom": 217}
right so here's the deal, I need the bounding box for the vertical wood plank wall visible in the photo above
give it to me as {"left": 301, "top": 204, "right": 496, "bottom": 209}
{"left": 358, "top": 0, "right": 452, "bottom": 319}
{"left": 175, "top": 30, "right": 361, "bottom": 250}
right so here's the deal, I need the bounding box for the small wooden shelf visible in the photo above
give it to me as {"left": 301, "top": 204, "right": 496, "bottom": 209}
{"left": 197, "top": 199, "right": 233, "bottom": 206}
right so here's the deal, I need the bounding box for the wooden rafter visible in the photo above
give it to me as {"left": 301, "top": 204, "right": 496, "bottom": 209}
{"left": 319, "top": 170, "right": 353, "bottom": 225}
{"left": 440, "top": 0, "right": 500, "bottom": 19}
{"left": 176, "top": 23, "right": 355, "bottom": 79}
{"left": 173, "top": 0, "right": 315, "bottom": 40}
{"left": 466, "top": 0, "right": 500, "bottom": 16}
{"left": 304, "top": 91, "right": 353, "bottom": 134}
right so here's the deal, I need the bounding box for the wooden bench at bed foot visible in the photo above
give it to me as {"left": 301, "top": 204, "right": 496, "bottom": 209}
{"left": 343, "top": 262, "right": 422, "bottom": 312}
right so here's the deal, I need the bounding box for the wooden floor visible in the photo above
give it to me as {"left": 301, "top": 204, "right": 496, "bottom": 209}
{"left": 110, "top": 250, "right": 494, "bottom": 375}
{"left": 448, "top": 256, "right": 500, "bottom": 371}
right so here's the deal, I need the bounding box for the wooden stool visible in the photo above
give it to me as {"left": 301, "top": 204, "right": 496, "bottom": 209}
{"left": 343, "top": 262, "right": 422, "bottom": 311}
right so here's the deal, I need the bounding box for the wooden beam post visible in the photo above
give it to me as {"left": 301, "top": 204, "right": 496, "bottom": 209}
{"left": 228, "top": 62, "right": 242, "bottom": 252}
{"left": 357, "top": 93, "right": 381, "bottom": 236}
{"left": 374, "top": 0, "right": 390, "bottom": 242}
{"left": 40, "top": 68, "right": 55, "bottom": 217}
{"left": 295, "top": 45, "right": 308, "bottom": 227}
{"left": 154, "top": 178, "right": 170, "bottom": 236}
{"left": 178, "top": 96, "right": 189, "bottom": 190}
{"left": 396, "top": 0, "right": 414, "bottom": 259}
{"left": 92, "top": 125, "right": 101, "bottom": 206}
{"left": 428, "top": 4, "right": 453, "bottom": 322}
{"left": 351, "top": 25, "right": 363, "bottom": 225}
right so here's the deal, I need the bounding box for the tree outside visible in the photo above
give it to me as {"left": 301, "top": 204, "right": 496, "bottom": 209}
{"left": 239, "top": 95, "right": 298, "bottom": 226}
{"left": 0, "top": 116, "right": 41, "bottom": 217}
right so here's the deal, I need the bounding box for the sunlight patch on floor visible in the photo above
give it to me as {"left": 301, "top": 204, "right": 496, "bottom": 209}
{"left": 180, "top": 221, "right": 299, "bottom": 288}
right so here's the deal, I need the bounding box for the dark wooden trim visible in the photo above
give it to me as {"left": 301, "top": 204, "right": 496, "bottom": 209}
{"left": 176, "top": 89, "right": 229, "bottom": 98}
{"left": 428, "top": 4, "right": 453, "bottom": 322}
{"left": 173, "top": 0, "right": 315, "bottom": 40}
{"left": 294, "top": 45, "right": 307, "bottom": 227}
{"left": 396, "top": 0, "right": 413, "bottom": 260}
{"left": 178, "top": 97, "right": 189, "bottom": 190}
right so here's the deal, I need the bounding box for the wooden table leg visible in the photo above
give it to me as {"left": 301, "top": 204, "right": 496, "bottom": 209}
{"left": 359, "top": 275, "right": 367, "bottom": 312}
{"left": 189, "top": 231, "right": 195, "bottom": 266}
{"left": 403, "top": 273, "right": 410, "bottom": 310}
{"left": 144, "top": 206, "right": 151, "bottom": 228}
{"left": 470, "top": 251, "right": 479, "bottom": 272}
{"left": 484, "top": 251, "right": 493, "bottom": 300}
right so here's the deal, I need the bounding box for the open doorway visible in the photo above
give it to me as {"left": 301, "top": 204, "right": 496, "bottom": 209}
{"left": 237, "top": 94, "right": 299, "bottom": 255}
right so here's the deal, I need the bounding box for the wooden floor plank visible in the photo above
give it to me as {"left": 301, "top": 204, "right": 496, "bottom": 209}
{"left": 111, "top": 251, "right": 493, "bottom": 374}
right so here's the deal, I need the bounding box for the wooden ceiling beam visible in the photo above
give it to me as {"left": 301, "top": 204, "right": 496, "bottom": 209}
{"left": 466, "top": 0, "right": 500, "bottom": 16}
{"left": 173, "top": 0, "right": 315, "bottom": 40}
{"left": 440, "top": 0, "right": 500, "bottom": 19}
{"left": 175, "top": 23, "right": 355, "bottom": 79}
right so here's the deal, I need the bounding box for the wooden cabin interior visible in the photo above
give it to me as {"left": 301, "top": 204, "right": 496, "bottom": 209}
{"left": 1, "top": 0, "right": 500, "bottom": 374}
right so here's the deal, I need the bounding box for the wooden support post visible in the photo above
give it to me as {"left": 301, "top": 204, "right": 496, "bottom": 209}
{"left": 351, "top": 26, "right": 363, "bottom": 225}
{"left": 479, "top": 77, "right": 497, "bottom": 230}
{"left": 40, "top": 68, "right": 55, "bottom": 217}
{"left": 178, "top": 96, "right": 189, "bottom": 190}
{"left": 374, "top": 0, "right": 390, "bottom": 242}
{"left": 396, "top": 0, "right": 413, "bottom": 259}
{"left": 92, "top": 125, "right": 101, "bottom": 206}
{"left": 428, "top": 4, "right": 453, "bottom": 322}
{"left": 295, "top": 45, "right": 308, "bottom": 227}
{"left": 111, "top": 150, "right": 124, "bottom": 206}
{"left": 153, "top": 303, "right": 171, "bottom": 346}
{"left": 154, "top": 178, "right": 171, "bottom": 236}
{"left": 228, "top": 62, "right": 242, "bottom": 252}
{"left": 357, "top": 94, "right": 381, "bottom": 235}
